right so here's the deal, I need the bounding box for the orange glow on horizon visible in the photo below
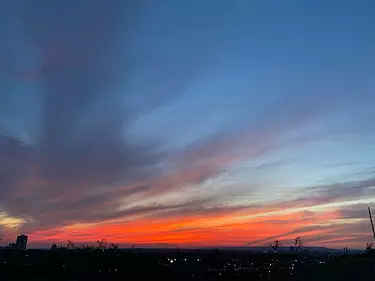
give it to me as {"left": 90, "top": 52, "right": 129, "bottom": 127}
{"left": 23, "top": 207, "right": 362, "bottom": 248}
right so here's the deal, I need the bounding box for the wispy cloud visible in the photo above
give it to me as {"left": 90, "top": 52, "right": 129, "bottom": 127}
{"left": 1, "top": 0, "right": 374, "bottom": 248}
{"left": 0, "top": 0, "right": 228, "bottom": 230}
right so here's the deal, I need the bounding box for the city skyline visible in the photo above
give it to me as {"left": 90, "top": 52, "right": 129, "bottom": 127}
{"left": 1, "top": 0, "right": 375, "bottom": 249}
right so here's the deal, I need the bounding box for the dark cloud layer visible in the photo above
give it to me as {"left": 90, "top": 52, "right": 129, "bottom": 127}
{"left": 301, "top": 177, "right": 375, "bottom": 206}
{"left": 1, "top": 0, "right": 312, "bottom": 232}
{"left": 0, "top": 0, "right": 230, "bottom": 230}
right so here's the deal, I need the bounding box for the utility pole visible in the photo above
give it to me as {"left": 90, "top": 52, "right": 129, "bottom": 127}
{"left": 368, "top": 207, "right": 375, "bottom": 240}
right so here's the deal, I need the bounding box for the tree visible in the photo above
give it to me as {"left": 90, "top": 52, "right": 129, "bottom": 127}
{"left": 270, "top": 239, "right": 282, "bottom": 252}
{"left": 96, "top": 239, "right": 108, "bottom": 250}
{"left": 365, "top": 242, "right": 374, "bottom": 253}
{"left": 343, "top": 246, "right": 349, "bottom": 255}
{"left": 108, "top": 243, "right": 119, "bottom": 251}
{"left": 59, "top": 239, "right": 119, "bottom": 252}
{"left": 294, "top": 237, "right": 303, "bottom": 252}
{"left": 66, "top": 240, "right": 76, "bottom": 250}
{"left": 77, "top": 244, "right": 95, "bottom": 251}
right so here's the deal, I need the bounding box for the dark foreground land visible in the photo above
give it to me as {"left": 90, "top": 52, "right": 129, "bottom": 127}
{"left": 0, "top": 248, "right": 375, "bottom": 281}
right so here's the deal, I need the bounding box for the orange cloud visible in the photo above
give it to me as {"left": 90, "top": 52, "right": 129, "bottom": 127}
{"left": 26, "top": 206, "right": 353, "bottom": 248}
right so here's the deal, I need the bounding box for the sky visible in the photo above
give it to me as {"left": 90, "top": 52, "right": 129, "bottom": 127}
{"left": 0, "top": 0, "right": 375, "bottom": 249}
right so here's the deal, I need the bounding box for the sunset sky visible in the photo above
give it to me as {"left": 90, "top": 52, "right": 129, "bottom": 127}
{"left": 1, "top": 0, "right": 375, "bottom": 249}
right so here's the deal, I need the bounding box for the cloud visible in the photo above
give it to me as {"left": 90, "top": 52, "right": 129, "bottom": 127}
{"left": 11, "top": 174, "right": 375, "bottom": 247}
{"left": 245, "top": 191, "right": 375, "bottom": 248}
{"left": 298, "top": 177, "right": 375, "bottom": 206}
{"left": 252, "top": 160, "right": 287, "bottom": 171}
{"left": 0, "top": 0, "right": 256, "bottom": 234}
{"left": 300, "top": 220, "right": 372, "bottom": 247}
{"left": 0, "top": 209, "right": 33, "bottom": 238}
{"left": 255, "top": 177, "right": 375, "bottom": 213}
{"left": 338, "top": 205, "right": 372, "bottom": 220}
{"left": 1, "top": 0, "right": 373, "bottom": 248}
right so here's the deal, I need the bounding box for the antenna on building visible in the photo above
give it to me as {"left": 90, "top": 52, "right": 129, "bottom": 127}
{"left": 368, "top": 207, "right": 375, "bottom": 240}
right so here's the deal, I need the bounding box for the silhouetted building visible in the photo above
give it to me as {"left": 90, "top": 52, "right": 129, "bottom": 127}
{"left": 16, "top": 235, "right": 28, "bottom": 250}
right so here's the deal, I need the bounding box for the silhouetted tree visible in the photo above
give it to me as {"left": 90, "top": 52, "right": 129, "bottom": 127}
{"left": 294, "top": 237, "right": 303, "bottom": 252}
{"left": 96, "top": 239, "right": 108, "bottom": 250}
{"left": 58, "top": 239, "right": 119, "bottom": 252}
{"left": 365, "top": 242, "right": 374, "bottom": 253}
{"left": 108, "top": 242, "right": 119, "bottom": 251}
{"left": 51, "top": 244, "right": 58, "bottom": 251}
{"left": 269, "top": 239, "right": 282, "bottom": 252}
{"left": 66, "top": 240, "right": 76, "bottom": 250}
{"left": 77, "top": 244, "right": 95, "bottom": 251}
{"left": 343, "top": 247, "right": 349, "bottom": 255}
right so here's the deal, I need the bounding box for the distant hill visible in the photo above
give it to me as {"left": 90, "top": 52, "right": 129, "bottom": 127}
{"left": 119, "top": 246, "right": 364, "bottom": 255}
{"left": 204, "top": 246, "right": 364, "bottom": 254}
